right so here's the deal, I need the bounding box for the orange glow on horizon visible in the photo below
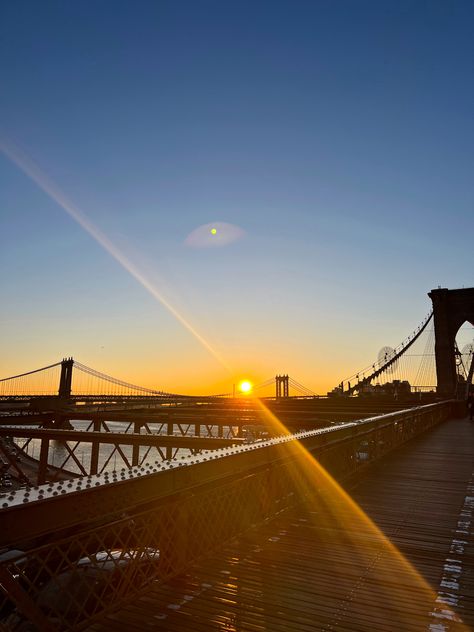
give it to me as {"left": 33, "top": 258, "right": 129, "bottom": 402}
{"left": 0, "top": 139, "right": 232, "bottom": 375}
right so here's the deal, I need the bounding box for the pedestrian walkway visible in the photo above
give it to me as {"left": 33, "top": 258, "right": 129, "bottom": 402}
{"left": 91, "top": 417, "right": 474, "bottom": 631}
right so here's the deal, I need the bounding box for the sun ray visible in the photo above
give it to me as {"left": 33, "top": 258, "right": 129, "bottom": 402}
{"left": 0, "top": 139, "right": 232, "bottom": 373}
{"left": 253, "top": 398, "right": 467, "bottom": 628}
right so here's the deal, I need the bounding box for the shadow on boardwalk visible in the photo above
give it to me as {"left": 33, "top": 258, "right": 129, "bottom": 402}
{"left": 90, "top": 417, "right": 474, "bottom": 631}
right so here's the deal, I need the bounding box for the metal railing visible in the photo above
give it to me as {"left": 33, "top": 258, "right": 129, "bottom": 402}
{"left": 0, "top": 400, "right": 459, "bottom": 631}
{"left": 1, "top": 422, "right": 243, "bottom": 484}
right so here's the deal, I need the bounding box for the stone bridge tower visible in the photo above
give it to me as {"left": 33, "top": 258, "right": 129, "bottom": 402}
{"left": 428, "top": 288, "right": 474, "bottom": 396}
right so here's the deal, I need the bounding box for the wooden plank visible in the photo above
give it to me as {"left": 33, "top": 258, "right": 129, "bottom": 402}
{"left": 91, "top": 417, "right": 474, "bottom": 631}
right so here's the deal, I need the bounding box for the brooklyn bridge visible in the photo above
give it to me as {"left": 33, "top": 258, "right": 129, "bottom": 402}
{"left": 0, "top": 287, "right": 473, "bottom": 631}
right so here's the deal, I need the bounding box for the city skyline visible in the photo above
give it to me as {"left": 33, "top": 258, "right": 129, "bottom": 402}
{"left": 1, "top": 1, "right": 473, "bottom": 394}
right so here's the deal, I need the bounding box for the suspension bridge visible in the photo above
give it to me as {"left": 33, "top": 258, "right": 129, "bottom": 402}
{"left": 0, "top": 286, "right": 473, "bottom": 631}
{"left": 0, "top": 319, "right": 469, "bottom": 405}
{"left": 2, "top": 289, "right": 473, "bottom": 410}
{"left": 0, "top": 358, "right": 319, "bottom": 404}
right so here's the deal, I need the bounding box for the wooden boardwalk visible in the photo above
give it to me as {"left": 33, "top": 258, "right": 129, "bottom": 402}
{"left": 91, "top": 417, "right": 474, "bottom": 631}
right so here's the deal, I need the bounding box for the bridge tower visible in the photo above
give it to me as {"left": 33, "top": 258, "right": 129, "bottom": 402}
{"left": 428, "top": 288, "right": 474, "bottom": 396}
{"left": 275, "top": 375, "right": 289, "bottom": 399}
{"left": 58, "top": 357, "right": 74, "bottom": 399}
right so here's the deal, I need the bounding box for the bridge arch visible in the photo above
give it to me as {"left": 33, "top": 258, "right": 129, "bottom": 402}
{"left": 428, "top": 287, "right": 474, "bottom": 396}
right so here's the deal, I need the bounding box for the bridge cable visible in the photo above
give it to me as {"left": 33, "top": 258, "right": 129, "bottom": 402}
{"left": 0, "top": 361, "right": 62, "bottom": 383}
{"left": 339, "top": 312, "right": 433, "bottom": 395}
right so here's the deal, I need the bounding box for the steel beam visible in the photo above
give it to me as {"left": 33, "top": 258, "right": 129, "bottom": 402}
{"left": 0, "top": 427, "right": 244, "bottom": 449}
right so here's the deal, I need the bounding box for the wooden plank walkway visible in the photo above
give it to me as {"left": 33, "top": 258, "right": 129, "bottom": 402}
{"left": 91, "top": 417, "right": 474, "bottom": 631}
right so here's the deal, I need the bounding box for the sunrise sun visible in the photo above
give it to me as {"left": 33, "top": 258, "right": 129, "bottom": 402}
{"left": 239, "top": 380, "right": 253, "bottom": 394}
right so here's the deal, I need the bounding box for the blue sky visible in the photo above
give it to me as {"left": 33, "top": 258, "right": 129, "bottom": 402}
{"left": 1, "top": 0, "right": 473, "bottom": 393}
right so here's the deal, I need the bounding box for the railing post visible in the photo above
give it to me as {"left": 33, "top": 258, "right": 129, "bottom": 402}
{"left": 38, "top": 437, "right": 49, "bottom": 485}
{"left": 132, "top": 421, "right": 140, "bottom": 466}
{"left": 166, "top": 418, "right": 173, "bottom": 460}
{"left": 90, "top": 418, "right": 101, "bottom": 475}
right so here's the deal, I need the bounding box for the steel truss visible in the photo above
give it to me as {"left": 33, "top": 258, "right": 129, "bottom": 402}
{"left": 0, "top": 401, "right": 459, "bottom": 630}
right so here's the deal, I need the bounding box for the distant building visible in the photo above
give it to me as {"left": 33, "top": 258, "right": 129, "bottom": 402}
{"left": 359, "top": 380, "right": 411, "bottom": 398}
{"left": 327, "top": 379, "right": 412, "bottom": 398}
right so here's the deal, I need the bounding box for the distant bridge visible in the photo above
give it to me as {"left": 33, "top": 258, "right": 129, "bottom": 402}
{"left": 0, "top": 359, "right": 317, "bottom": 408}
{"left": 1, "top": 289, "right": 472, "bottom": 412}
{"left": 0, "top": 287, "right": 473, "bottom": 630}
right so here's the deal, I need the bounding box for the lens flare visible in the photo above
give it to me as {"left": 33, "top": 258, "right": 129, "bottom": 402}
{"left": 252, "top": 398, "right": 466, "bottom": 628}
{"left": 0, "top": 139, "right": 231, "bottom": 373}
{"left": 185, "top": 222, "right": 244, "bottom": 248}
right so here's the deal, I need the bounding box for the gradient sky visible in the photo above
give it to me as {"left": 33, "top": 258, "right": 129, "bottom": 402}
{"left": 1, "top": 0, "right": 473, "bottom": 395}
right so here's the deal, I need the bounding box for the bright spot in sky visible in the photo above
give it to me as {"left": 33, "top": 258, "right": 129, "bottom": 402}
{"left": 185, "top": 222, "right": 245, "bottom": 248}
{"left": 239, "top": 380, "right": 253, "bottom": 394}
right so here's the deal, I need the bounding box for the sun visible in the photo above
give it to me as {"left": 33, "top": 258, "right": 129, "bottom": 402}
{"left": 239, "top": 380, "right": 253, "bottom": 394}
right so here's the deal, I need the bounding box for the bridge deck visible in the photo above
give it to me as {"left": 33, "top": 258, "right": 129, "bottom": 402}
{"left": 90, "top": 417, "right": 474, "bottom": 631}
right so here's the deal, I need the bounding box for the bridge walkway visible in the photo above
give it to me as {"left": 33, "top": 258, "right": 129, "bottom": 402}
{"left": 90, "top": 417, "right": 474, "bottom": 631}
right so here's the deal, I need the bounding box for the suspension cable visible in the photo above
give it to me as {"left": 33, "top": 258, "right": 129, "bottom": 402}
{"left": 0, "top": 361, "right": 62, "bottom": 383}
{"left": 338, "top": 312, "right": 433, "bottom": 394}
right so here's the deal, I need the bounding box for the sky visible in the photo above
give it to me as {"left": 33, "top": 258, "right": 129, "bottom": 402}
{"left": 0, "top": 0, "right": 473, "bottom": 395}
